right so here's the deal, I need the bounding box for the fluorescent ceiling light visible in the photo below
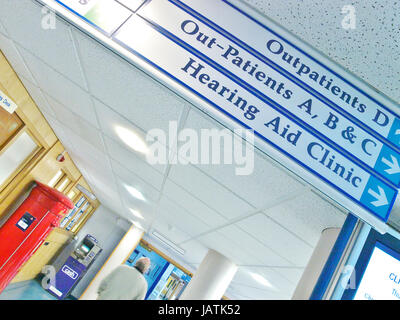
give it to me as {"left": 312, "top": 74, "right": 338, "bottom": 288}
{"left": 124, "top": 184, "right": 146, "bottom": 202}
{"left": 129, "top": 208, "right": 144, "bottom": 219}
{"left": 249, "top": 272, "right": 274, "bottom": 288}
{"left": 131, "top": 220, "right": 144, "bottom": 230}
{"left": 152, "top": 231, "right": 186, "bottom": 256}
{"left": 115, "top": 125, "right": 149, "bottom": 154}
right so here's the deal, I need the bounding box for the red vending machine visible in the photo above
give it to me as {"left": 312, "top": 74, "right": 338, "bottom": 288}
{"left": 0, "top": 181, "right": 74, "bottom": 293}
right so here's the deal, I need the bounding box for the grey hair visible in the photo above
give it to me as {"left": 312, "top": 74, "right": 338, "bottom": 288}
{"left": 135, "top": 257, "right": 151, "bottom": 273}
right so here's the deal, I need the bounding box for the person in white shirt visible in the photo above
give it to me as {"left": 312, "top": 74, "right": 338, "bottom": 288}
{"left": 96, "top": 257, "right": 151, "bottom": 300}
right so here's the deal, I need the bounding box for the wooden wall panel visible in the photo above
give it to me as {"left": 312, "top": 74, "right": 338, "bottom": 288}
{"left": 0, "top": 141, "right": 82, "bottom": 219}
{"left": 0, "top": 52, "right": 57, "bottom": 149}
{"left": 0, "top": 51, "right": 101, "bottom": 284}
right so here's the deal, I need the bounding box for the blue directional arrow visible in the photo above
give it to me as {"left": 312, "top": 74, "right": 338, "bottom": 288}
{"left": 360, "top": 176, "right": 397, "bottom": 222}
{"left": 382, "top": 155, "right": 400, "bottom": 175}
{"left": 367, "top": 186, "right": 388, "bottom": 207}
{"left": 375, "top": 145, "right": 400, "bottom": 187}
{"left": 387, "top": 118, "right": 400, "bottom": 149}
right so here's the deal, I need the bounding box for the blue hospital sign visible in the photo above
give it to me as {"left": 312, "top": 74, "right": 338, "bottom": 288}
{"left": 51, "top": 0, "right": 400, "bottom": 227}
{"left": 354, "top": 242, "right": 400, "bottom": 300}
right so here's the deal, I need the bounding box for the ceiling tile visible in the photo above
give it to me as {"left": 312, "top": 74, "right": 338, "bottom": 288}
{"left": 54, "top": 120, "right": 111, "bottom": 175}
{"left": 243, "top": 0, "right": 400, "bottom": 102}
{"left": 264, "top": 191, "right": 346, "bottom": 246}
{"left": 162, "top": 180, "right": 227, "bottom": 228}
{"left": 168, "top": 163, "right": 254, "bottom": 220}
{"left": 0, "top": 34, "right": 36, "bottom": 84}
{"left": 103, "top": 135, "right": 166, "bottom": 191}
{"left": 228, "top": 282, "right": 289, "bottom": 300}
{"left": 218, "top": 225, "right": 293, "bottom": 267}
{"left": 16, "top": 44, "right": 93, "bottom": 119}
{"left": 149, "top": 218, "right": 192, "bottom": 244}
{"left": 0, "top": 19, "right": 7, "bottom": 36}
{"left": 44, "top": 90, "right": 98, "bottom": 129}
{"left": 73, "top": 27, "right": 186, "bottom": 133}
{"left": 247, "top": 266, "right": 297, "bottom": 295}
{"left": 93, "top": 97, "right": 152, "bottom": 149}
{"left": 44, "top": 114, "right": 71, "bottom": 149}
{"left": 90, "top": 183, "right": 124, "bottom": 214}
{"left": 182, "top": 109, "right": 306, "bottom": 209}
{"left": 112, "top": 160, "right": 161, "bottom": 205}
{"left": 230, "top": 266, "right": 295, "bottom": 299}
{"left": 157, "top": 196, "right": 212, "bottom": 238}
{"left": 120, "top": 190, "right": 158, "bottom": 220}
{"left": 272, "top": 267, "right": 305, "bottom": 286}
{"left": 236, "top": 213, "right": 314, "bottom": 266}
{"left": 179, "top": 240, "right": 209, "bottom": 264}
{"left": 0, "top": 0, "right": 87, "bottom": 88}
{"left": 49, "top": 98, "right": 105, "bottom": 153}
{"left": 197, "top": 231, "right": 263, "bottom": 266}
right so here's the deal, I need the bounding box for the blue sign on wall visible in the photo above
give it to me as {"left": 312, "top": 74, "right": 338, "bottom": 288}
{"left": 126, "top": 243, "right": 191, "bottom": 300}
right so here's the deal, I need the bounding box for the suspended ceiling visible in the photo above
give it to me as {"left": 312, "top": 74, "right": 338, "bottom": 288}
{"left": 0, "top": 0, "right": 398, "bottom": 299}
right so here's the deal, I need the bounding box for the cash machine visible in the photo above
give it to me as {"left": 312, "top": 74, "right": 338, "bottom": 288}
{"left": 47, "top": 234, "right": 102, "bottom": 299}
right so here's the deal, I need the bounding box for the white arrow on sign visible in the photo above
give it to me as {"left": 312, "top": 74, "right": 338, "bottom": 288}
{"left": 382, "top": 155, "right": 400, "bottom": 175}
{"left": 395, "top": 129, "right": 400, "bottom": 135}
{"left": 367, "top": 186, "right": 388, "bottom": 207}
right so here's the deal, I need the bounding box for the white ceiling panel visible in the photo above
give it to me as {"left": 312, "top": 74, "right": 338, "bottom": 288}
{"left": 54, "top": 122, "right": 113, "bottom": 184}
{"left": 0, "top": 33, "right": 36, "bottom": 84}
{"left": 264, "top": 191, "right": 346, "bottom": 246}
{"left": 92, "top": 97, "right": 153, "bottom": 149}
{"left": 103, "top": 135, "right": 166, "bottom": 191}
{"left": 243, "top": 0, "right": 400, "bottom": 102}
{"left": 16, "top": 44, "right": 93, "bottom": 118}
{"left": 120, "top": 197, "right": 157, "bottom": 226}
{"left": 103, "top": 132, "right": 167, "bottom": 176}
{"left": 157, "top": 196, "right": 212, "bottom": 238}
{"left": 90, "top": 183, "right": 123, "bottom": 214}
{"left": 218, "top": 225, "right": 293, "bottom": 267}
{"left": 149, "top": 218, "right": 192, "bottom": 244}
{"left": 44, "top": 89, "right": 99, "bottom": 129}
{"left": 50, "top": 100, "right": 105, "bottom": 153}
{"left": 112, "top": 160, "right": 161, "bottom": 204}
{"left": 229, "top": 282, "right": 289, "bottom": 300}
{"left": 181, "top": 107, "right": 307, "bottom": 209}
{"left": 69, "top": 148, "right": 115, "bottom": 190}
{"left": 162, "top": 179, "right": 227, "bottom": 229}
{"left": 236, "top": 213, "right": 314, "bottom": 266}
{"left": 230, "top": 266, "right": 296, "bottom": 298}
{"left": 197, "top": 231, "right": 265, "bottom": 266}
{"left": 225, "top": 286, "right": 288, "bottom": 300}
{"left": 118, "top": 185, "right": 159, "bottom": 223}
{"left": 247, "top": 266, "right": 297, "bottom": 295}
{"left": 178, "top": 240, "right": 209, "bottom": 265}
{"left": 0, "top": 0, "right": 87, "bottom": 89}
{"left": 272, "top": 267, "right": 305, "bottom": 287}
{"left": 43, "top": 114, "right": 71, "bottom": 149}
{"left": 168, "top": 163, "right": 255, "bottom": 220}
{"left": 0, "top": 19, "right": 7, "bottom": 36}
{"left": 72, "top": 28, "right": 186, "bottom": 134}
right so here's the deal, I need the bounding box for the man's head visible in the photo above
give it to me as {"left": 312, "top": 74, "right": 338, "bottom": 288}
{"left": 135, "top": 257, "right": 151, "bottom": 274}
